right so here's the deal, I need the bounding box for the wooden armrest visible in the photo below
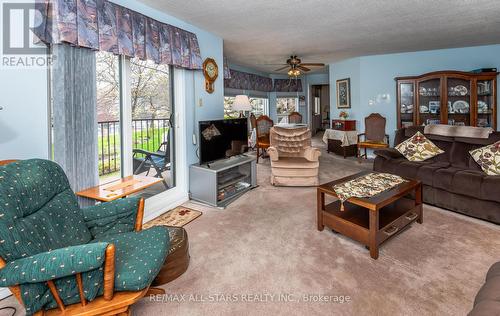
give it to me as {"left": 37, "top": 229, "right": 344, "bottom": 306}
{"left": 134, "top": 198, "right": 145, "bottom": 232}
{"left": 103, "top": 244, "right": 116, "bottom": 301}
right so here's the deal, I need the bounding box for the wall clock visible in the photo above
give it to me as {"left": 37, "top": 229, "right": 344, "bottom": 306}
{"left": 202, "top": 58, "right": 218, "bottom": 94}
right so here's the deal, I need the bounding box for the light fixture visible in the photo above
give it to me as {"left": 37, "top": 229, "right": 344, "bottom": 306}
{"left": 232, "top": 95, "right": 252, "bottom": 117}
{"left": 288, "top": 68, "right": 301, "bottom": 77}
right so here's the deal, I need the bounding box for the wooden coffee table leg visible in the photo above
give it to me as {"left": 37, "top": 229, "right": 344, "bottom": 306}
{"left": 369, "top": 209, "right": 379, "bottom": 259}
{"left": 317, "top": 190, "right": 325, "bottom": 231}
{"left": 416, "top": 183, "right": 423, "bottom": 224}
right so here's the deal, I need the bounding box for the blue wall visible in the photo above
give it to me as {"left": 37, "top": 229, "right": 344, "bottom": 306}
{"left": 330, "top": 44, "right": 500, "bottom": 146}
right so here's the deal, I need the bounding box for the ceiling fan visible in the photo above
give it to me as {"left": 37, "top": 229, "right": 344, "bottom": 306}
{"left": 274, "top": 55, "right": 325, "bottom": 77}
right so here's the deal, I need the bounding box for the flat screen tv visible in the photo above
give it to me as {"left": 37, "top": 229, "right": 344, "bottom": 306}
{"left": 199, "top": 118, "right": 248, "bottom": 164}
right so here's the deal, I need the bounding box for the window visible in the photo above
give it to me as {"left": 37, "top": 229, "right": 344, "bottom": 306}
{"left": 276, "top": 97, "right": 298, "bottom": 123}
{"left": 224, "top": 96, "right": 269, "bottom": 118}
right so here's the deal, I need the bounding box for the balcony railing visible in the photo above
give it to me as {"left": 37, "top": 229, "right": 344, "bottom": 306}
{"left": 98, "top": 118, "right": 170, "bottom": 176}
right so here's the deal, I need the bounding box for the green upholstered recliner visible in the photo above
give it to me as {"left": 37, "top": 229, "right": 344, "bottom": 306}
{"left": 0, "top": 159, "right": 170, "bottom": 315}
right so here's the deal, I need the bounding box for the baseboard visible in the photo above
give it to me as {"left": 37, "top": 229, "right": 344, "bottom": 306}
{"left": 0, "top": 288, "right": 11, "bottom": 300}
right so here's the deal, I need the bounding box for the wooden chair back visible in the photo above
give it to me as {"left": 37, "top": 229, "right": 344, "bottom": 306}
{"left": 249, "top": 113, "right": 257, "bottom": 129}
{"left": 288, "top": 112, "right": 302, "bottom": 124}
{"left": 255, "top": 115, "right": 274, "bottom": 140}
{"left": 365, "top": 113, "right": 386, "bottom": 142}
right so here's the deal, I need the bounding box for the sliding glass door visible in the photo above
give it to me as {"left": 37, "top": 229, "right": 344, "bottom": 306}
{"left": 95, "top": 52, "right": 175, "bottom": 197}
{"left": 130, "top": 58, "right": 175, "bottom": 196}
{"left": 96, "top": 52, "right": 121, "bottom": 182}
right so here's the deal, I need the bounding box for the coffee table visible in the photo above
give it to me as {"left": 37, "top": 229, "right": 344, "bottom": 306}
{"left": 317, "top": 171, "right": 422, "bottom": 259}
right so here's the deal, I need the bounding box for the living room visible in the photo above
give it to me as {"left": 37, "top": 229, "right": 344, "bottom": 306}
{"left": 0, "top": 0, "right": 499, "bottom": 315}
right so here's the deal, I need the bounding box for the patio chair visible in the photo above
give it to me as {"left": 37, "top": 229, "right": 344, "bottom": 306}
{"left": 133, "top": 119, "right": 172, "bottom": 188}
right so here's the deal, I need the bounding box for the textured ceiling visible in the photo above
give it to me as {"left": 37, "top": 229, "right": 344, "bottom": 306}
{"left": 141, "top": 0, "right": 500, "bottom": 74}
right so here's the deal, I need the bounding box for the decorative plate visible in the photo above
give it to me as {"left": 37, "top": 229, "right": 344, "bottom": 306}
{"left": 452, "top": 100, "right": 470, "bottom": 113}
{"left": 454, "top": 85, "right": 468, "bottom": 96}
{"left": 478, "top": 100, "right": 489, "bottom": 113}
{"left": 420, "top": 105, "right": 429, "bottom": 113}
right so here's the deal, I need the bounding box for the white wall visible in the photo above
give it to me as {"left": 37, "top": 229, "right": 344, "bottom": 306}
{"left": 0, "top": 0, "right": 49, "bottom": 160}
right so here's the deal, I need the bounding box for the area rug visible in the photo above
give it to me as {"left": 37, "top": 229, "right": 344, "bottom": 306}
{"left": 144, "top": 206, "right": 202, "bottom": 228}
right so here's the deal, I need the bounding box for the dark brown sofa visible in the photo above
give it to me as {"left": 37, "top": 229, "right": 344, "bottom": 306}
{"left": 469, "top": 262, "right": 500, "bottom": 315}
{"left": 374, "top": 126, "right": 500, "bottom": 224}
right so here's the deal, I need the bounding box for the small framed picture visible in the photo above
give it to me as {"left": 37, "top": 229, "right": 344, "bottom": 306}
{"left": 336, "top": 78, "right": 351, "bottom": 109}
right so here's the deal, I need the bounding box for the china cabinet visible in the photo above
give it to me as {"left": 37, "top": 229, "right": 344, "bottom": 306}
{"left": 395, "top": 71, "right": 497, "bottom": 129}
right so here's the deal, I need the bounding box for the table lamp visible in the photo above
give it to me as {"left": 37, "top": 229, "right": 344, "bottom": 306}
{"left": 233, "top": 95, "right": 252, "bottom": 117}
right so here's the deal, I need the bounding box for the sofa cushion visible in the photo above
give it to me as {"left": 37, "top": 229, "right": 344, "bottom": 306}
{"left": 376, "top": 157, "right": 406, "bottom": 175}
{"left": 469, "top": 141, "right": 500, "bottom": 176}
{"left": 450, "top": 141, "right": 487, "bottom": 168}
{"left": 469, "top": 300, "right": 500, "bottom": 316}
{"left": 434, "top": 167, "right": 463, "bottom": 192}
{"left": 487, "top": 262, "right": 500, "bottom": 281}
{"left": 474, "top": 276, "right": 500, "bottom": 307}
{"left": 395, "top": 132, "right": 444, "bottom": 162}
{"left": 271, "top": 157, "right": 319, "bottom": 169}
{"left": 93, "top": 226, "right": 170, "bottom": 291}
{"left": 481, "top": 176, "right": 500, "bottom": 203}
{"left": 416, "top": 162, "right": 450, "bottom": 186}
{"left": 452, "top": 170, "right": 484, "bottom": 199}
{"left": 396, "top": 161, "right": 430, "bottom": 179}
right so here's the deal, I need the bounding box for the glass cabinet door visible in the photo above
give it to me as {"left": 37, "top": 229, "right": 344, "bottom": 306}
{"left": 476, "top": 79, "right": 494, "bottom": 128}
{"left": 447, "top": 77, "right": 471, "bottom": 126}
{"left": 399, "top": 82, "right": 414, "bottom": 128}
{"left": 418, "top": 78, "right": 441, "bottom": 125}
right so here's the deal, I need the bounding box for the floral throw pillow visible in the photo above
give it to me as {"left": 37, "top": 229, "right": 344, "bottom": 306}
{"left": 469, "top": 141, "right": 500, "bottom": 175}
{"left": 395, "top": 131, "right": 444, "bottom": 162}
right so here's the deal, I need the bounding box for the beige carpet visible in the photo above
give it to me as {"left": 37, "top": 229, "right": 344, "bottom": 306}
{"left": 3, "top": 135, "right": 500, "bottom": 315}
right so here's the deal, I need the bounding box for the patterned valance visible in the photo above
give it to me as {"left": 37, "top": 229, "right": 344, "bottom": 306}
{"left": 274, "top": 78, "right": 303, "bottom": 92}
{"left": 223, "top": 57, "right": 231, "bottom": 79}
{"left": 224, "top": 69, "right": 273, "bottom": 92}
{"left": 34, "top": 0, "right": 202, "bottom": 69}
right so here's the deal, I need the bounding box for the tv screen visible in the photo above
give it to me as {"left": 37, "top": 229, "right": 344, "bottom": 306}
{"left": 199, "top": 118, "right": 248, "bottom": 164}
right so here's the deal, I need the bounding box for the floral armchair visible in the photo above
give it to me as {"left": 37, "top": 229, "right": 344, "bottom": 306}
{"left": 0, "top": 159, "right": 170, "bottom": 315}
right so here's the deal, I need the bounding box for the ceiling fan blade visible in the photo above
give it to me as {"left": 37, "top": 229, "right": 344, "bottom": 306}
{"left": 274, "top": 66, "right": 290, "bottom": 72}
{"left": 300, "top": 63, "right": 325, "bottom": 67}
{"left": 297, "top": 66, "right": 311, "bottom": 72}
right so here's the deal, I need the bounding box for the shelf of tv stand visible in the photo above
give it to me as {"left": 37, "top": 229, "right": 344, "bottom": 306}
{"left": 218, "top": 173, "right": 248, "bottom": 190}
{"left": 189, "top": 154, "right": 257, "bottom": 208}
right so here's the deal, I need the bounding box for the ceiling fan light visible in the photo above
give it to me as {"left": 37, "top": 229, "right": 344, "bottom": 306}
{"left": 288, "top": 68, "right": 301, "bottom": 77}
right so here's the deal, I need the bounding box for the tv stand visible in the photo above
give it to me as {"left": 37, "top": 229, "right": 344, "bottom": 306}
{"left": 189, "top": 154, "right": 257, "bottom": 208}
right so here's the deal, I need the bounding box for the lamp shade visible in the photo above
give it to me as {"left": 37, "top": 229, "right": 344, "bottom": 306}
{"left": 232, "top": 95, "right": 252, "bottom": 112}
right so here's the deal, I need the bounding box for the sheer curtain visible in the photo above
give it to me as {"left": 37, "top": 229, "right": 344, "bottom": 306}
{"left": 52, "top": 44, "right": 98, "bottom": 206}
